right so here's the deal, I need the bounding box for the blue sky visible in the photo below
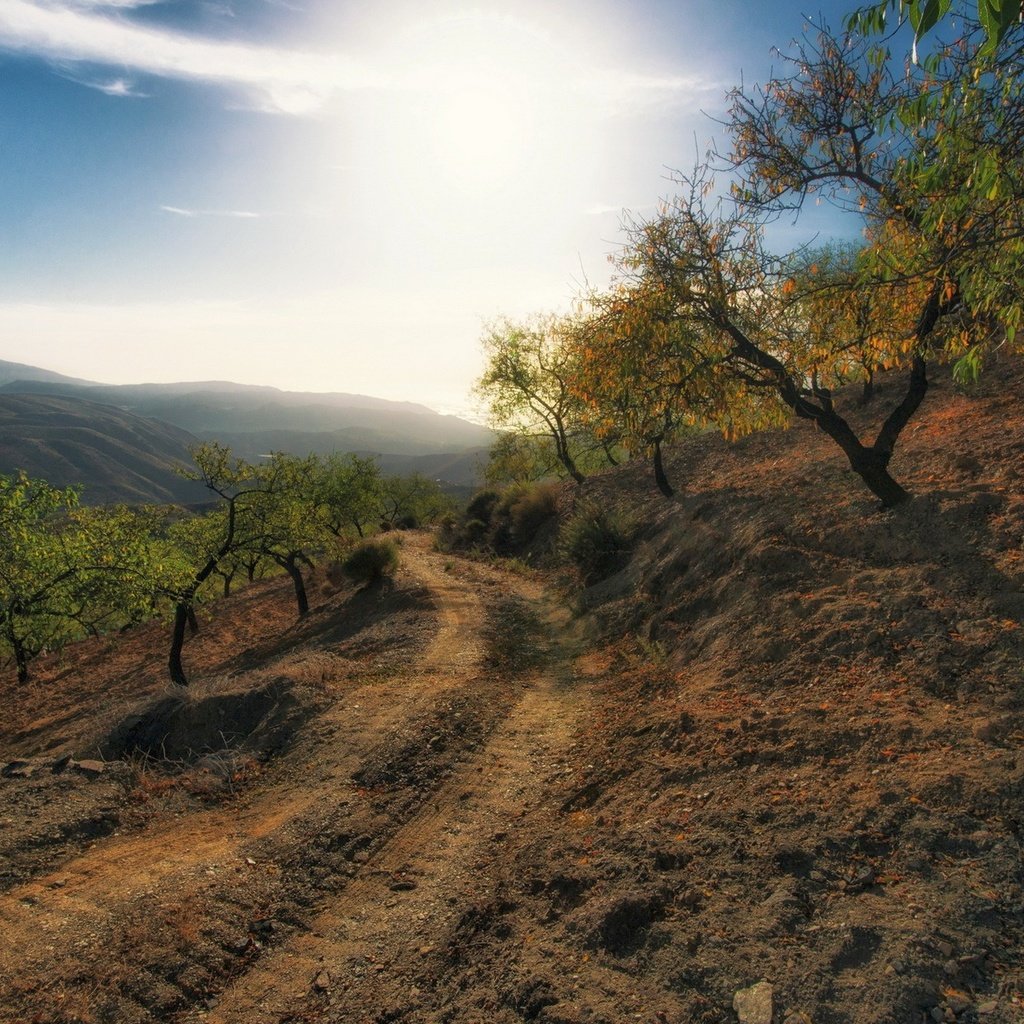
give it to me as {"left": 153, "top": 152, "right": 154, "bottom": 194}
{"left": 0, "top": 0, "right": 860, "bottom": 412}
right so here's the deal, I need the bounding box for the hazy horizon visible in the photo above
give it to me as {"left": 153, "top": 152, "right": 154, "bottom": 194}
{"left": 1, "top": 0, "right": 856, "bottom": 414}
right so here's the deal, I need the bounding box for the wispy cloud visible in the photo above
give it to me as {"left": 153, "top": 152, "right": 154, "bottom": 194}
{"left": 575, "top": 68, "right": 725, "bottom": 114}
{"left": 0, "top": 1, "right": 721, "bottom": 117}
{"left": 0, "top": 0, "right": 385, "bottom": 114}
{"left": 57, "top": 65, "right": 148, "bottom": 95}
{"left": 160, "top": 205, "right": 261, "bottom": 218}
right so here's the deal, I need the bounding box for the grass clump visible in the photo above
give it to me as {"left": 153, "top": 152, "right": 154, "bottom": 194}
{"left": 442, "top": 482, "right": 560, "bottom": 559}
{"left": 483, "top": 596, "right": 547, "bottom": 673}
{"left": 343, "top": 538, "right": 400, "bottom": 584}
{"left": 561, "top": 503, "right": 634, "bottom": 585}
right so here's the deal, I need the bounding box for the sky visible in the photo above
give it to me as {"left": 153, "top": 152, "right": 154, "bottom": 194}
{"left": 0, "top": 0, "right": 860, "bottom": 415}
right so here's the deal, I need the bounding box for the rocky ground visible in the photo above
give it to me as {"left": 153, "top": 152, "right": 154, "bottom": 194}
{"left": 0, "top": 358, "right": 1022, "bottom": 1024}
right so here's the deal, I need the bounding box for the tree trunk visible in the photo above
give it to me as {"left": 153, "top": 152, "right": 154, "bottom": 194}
{"left": 859, "top": 369, "right": 875, "bottom": 406}
{"left": 223, "top": 576, "right": 231, "bottom": 599}
{"left": 168, "top": 602, "right": 190, "bottom": 686}
{"left": 187, "top": 606, "right": 199, "bottom": 635}
{"left": 276, "top": 553, "right": 309, "bottom": 618}
{"left": 9, "top": 627, "right": 28, "bottom": 684}
{"left": 652, "top": 439, "right": 675, "bottom": 498}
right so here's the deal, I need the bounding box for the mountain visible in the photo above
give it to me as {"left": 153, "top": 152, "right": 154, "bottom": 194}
{"left": 0, "top": 359, "right": 94, "bottom": 388}
{"left": 0, "top": 376, "right": 492, "bottom": 451}
{"left": 0, "top": 394, "right": 208, "bottom": 505}
{"left": 0, "top": 364, "right": 495, "bottom": 487}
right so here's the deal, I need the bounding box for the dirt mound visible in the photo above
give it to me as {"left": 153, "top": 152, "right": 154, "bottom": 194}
{"left": 102, "top": 677, "right": 315, "bottom": 763}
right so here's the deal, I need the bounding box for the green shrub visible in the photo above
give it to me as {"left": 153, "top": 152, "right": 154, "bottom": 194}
{"left": 561, "top": 503, "right": 633, "bottom": 584}
{"left": 342, "top": 539, "right": 400, "bottom": 584}
{"left": 506, "top": 482, "right": 559, "bottom": 545}
{"left": 465, "top": 488, "right": 502, "bottom": 526}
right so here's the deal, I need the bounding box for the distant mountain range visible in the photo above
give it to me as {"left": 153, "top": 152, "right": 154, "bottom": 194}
{"left": 0, "top": 361, "right": 493, "bottom": 504}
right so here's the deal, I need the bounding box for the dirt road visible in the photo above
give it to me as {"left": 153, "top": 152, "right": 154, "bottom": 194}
{"left": 0, "top": 536, "right": 588, "bottom": 1024}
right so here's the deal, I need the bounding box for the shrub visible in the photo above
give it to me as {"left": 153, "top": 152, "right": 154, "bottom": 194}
{"left": 465, "top": 488, "right": 502, "bottom": 526}
{"left": 561, "top": 503, "right": 633, "bottom": 585}
{"left": 506, "top": 482, "right": 559, "bottom": 546}
{"left": 342, "top": 539, "right": 400, "bottom": 584}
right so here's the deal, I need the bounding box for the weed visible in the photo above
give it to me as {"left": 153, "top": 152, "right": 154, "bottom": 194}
{"left": 483, "top": 596, "right": 548, "bottom": 673}
{"left": 561, "top": 503, "right": 635, "bottom": 585}
{"left": 342, "top": 539, "right": 400, "bottom": 584}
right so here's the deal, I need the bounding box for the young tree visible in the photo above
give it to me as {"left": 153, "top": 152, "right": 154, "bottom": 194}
{"left": 162, "top": 443, "right": 275, "bottom": 686}
{"left": 570, "top": 286, "right": 735, "bottom": 498}
{"left": 0, "top": 474, "right": 154, "bottom": 681}
{"left": 378, "top": 473, "right": 453, "bottom": 529}
{"left": 245, "top": 453, "right": 325, "bottom": 618}
{"left": 476, "top": 315, "right": 608, "bottom": 485}
{"left": 312, "top": 453, "right": 382, "bottom": 539}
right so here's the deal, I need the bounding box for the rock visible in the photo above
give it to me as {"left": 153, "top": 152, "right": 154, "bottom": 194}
{"left": 313, "top": 970, "right": 332, "bottom": 992}
{"left": 389, "top": 879, "right": 417, "bottom": 892}
{"left": 946, "top": 993, "right": 971, "bottom": 1014}
{"left": 2, "top": 760, "right": 38, "bottom": 778}
{"left": 733, "top": 981, "right": 773, "bottom": 1024}
{"left": 977, "top": 1001, "right": 998, "bottom": 1015}
{"left": 73, "top": 759, "right": 106, "bottom": 776}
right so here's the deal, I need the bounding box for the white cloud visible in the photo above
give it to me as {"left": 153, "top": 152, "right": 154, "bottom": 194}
{"left": 0, "top": 1, "right": 721, "bottom": 117}
{"left": 59, "top": 68, "right": 147, "bottom": 95}
{"left": 160, "top": 205, "right": 260, "bottom": 218}
{"left": 0, "top": 0, "right": 386, "bottom": 114}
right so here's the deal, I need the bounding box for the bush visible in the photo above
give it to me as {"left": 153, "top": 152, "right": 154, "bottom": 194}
{"left": 342, "top": 539, "right": 400, "bottom": 584}
{"left": 465, "top": 488, "right": 502, "bottom": 526}
{"left": 561, "top": 503, "right": 633, "bottom": 585}
{"left": 506, "top": 482, "right": 559, "bottom": 546}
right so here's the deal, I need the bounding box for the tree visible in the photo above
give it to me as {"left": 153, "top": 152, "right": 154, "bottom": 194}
{"left": 312, "top": 453, "right": 382, "bottom": 539}
{"left": 622, "top": 167, "right": 947, "bottom": 506}
{"left": 0, "top": 474, "right": 154, "bottom": 681}
{"left": 569, "top": 286, "right": 733, "bottom": 498}
{"left": 711, "top": 18, "right": 1020, "bottom": 503}
{"left": 476, "top": 315, "right": 613, "bottom": 485}
{"left": 378, "top": 473, "right": 453, "bottom": 529}
{"left": 163, "top": 443, "right": 278, "bottom": 686}
{"left": 245, "top": 453, "right": 325, "bottom": 619}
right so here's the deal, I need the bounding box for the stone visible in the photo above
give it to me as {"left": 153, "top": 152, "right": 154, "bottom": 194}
{"left": 73, "top": 759, "right": 106, "bottom": 776}
{"left": 734, "top": 982, "right": 773, "bottom": 1024}
{"left": 313, "top": 970, "right": 332, "bottom": 992}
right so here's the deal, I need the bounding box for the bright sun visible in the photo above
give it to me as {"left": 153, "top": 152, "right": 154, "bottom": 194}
{"left": 347, "top": 11, "right": 595, "bottom": 215}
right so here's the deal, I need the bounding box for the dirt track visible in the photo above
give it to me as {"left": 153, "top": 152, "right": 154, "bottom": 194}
{"left": 0, "top": 535, "right": 589, "bottom": 1024}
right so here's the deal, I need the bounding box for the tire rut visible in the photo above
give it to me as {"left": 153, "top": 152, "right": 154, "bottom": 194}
{"left": 0, "top": 538, "right": 511, "bottom": 1024}
{"left": 200, "top": 596, "right": 585, "bottom": 1024}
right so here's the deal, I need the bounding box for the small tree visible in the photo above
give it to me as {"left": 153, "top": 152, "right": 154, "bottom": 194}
{"left": 476, "top": 314, "right": 615, "bottom": 485}
{"left": 163, "top": 443, "right": 278, "bottom": 685}
{"left": 313, "top": 453, "right": 382, "bottom": 539}
{"left": 0, "top": 474, "right": 154, "bottom": 681}
{"left": 378, "top": 473, "right": 453, "bottom": 529}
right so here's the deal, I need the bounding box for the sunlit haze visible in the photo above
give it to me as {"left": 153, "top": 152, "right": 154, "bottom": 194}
{"left": 0, "top": 0, "right": 853, "bottom": 415}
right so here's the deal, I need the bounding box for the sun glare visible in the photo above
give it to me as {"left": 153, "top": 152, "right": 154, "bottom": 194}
{"left": 344, "top": 11, "right": 599, "bottom": 221}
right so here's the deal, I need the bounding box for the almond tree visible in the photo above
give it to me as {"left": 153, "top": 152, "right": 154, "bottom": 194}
{"left": 476, "top": 315, "right": 616, "bottom": 486}
{"left": 0, "top": 473, "right": 154, "bottom": 682}
{"left": 163, "top": 443, "right": 274, "bottom": 686}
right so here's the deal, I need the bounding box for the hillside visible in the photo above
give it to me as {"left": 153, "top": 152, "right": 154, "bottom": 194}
{"left": 0, "top": 393, "right": 208, "bottom": 505}
{"left": 0, "top": 366, "right": 494, "bottom": 471}
{"left": 0, "top": 358, "right": 1021, "bottom": 1024}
